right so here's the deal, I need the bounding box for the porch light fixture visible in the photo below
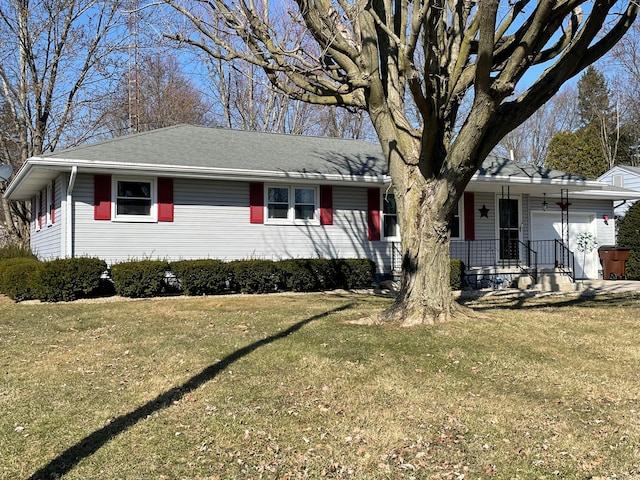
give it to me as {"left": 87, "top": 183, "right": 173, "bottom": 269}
{"left": 542, "top": 193, "right": 548, "bottom": 211}
{"left": 603, "top": 214, "right": 609, "bottom": 225}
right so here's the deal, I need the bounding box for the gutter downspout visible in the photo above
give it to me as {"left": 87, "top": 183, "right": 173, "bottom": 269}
{"left": 65, "top": 166, "right": 77, "bottom": 258}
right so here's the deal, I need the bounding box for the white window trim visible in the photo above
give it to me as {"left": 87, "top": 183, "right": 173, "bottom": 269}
{"left": 34, "top": 192, "right": 41, "bottom": 232}
{"left": 111, "top": 176, "right": 158, "bottom": 222}
{"left": 381, "top": 190, "right": 400, "bottom": 242}
{"left": 265, "top": 184, "right": 320, "bottom": 225}
{"left": 46, "top": 183, "right": 53, "bottom": 226}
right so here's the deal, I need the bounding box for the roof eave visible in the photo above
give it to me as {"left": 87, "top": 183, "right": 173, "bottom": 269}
{"left": 4, "top": 157, "right": 388, "bottom": 200}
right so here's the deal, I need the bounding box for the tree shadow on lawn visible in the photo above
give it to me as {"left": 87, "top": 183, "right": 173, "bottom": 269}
{"left": 28, "top": 303, "right": 354, "bottom": 480}
{"left": 458, "top": 289, "right": 640, "bottom": 311}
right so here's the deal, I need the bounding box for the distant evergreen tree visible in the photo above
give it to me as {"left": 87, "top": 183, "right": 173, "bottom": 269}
{"left": 545, "top": 124, "right": 608, "bottom": 178}
{"left": 577, "top": 66, "right": 611, "bottom": 126}
{"left": 616, "top": 201, "right": 640, "bottom": 280}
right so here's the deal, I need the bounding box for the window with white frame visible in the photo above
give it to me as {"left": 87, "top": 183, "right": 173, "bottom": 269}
{"left": 382, "top": 192, "right": 400, "bottom": 240}
{"left": 266, "top": 185, "right": 318, "bottom": 223}
{"left": 113, "top": 177, "right": 156, "bottom": 220}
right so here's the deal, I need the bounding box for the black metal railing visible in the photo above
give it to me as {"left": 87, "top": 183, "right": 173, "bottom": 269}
{"left": 390, "top": 239, "right": 574, "bottom": 284}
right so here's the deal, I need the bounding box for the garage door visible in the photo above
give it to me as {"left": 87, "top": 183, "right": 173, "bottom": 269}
{"left": 530, "top": 212, "right": 597, "bottom": 279}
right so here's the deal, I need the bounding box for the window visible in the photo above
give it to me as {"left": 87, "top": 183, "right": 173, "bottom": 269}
{"left": 267, "top": 187, "right": 289, "bottom": 219}
{"left": 449, "top": 200, "right": 462, "bottom": 239}
{"left": 382, "top": 193, "right": 399, "bottom": 239}
{"left": 113, "top": 177, "right": 156, "bottom": 221}
{"left": 266, "top": 185, "right": 318, "bottom": 223}
{"left": 46, "top": 182, "right": 53, "bottom": 226}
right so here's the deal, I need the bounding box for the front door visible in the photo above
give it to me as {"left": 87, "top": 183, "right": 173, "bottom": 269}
{"left": 499, "top": 198, "right": 520, "bottom": 261}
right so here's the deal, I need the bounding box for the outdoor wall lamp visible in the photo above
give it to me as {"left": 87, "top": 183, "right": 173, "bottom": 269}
{"left": 542, "top": 193, "right": 548, "bottom": 211}
{"left": 603, "top": 214, "right": 609, "bottom": 225}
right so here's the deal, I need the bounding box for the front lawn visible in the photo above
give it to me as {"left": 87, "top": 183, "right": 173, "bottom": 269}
{"left": 2, "top": 292, "right": 640, "bottom": 479}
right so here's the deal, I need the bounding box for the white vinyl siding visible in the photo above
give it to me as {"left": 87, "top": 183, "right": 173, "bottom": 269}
{"left": 70, "top": 175, "right": 392, "bottom": 274}
{"left": 30, "top": 176, "right": 63, "bottom": 260}
{"left": 599, "top": 166, "right": 640, "bottom": 217}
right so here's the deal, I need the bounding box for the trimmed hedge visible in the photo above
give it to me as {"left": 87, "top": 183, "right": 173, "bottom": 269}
{"left": 0, "top": 244, "right": 38, "bottom": 261}
{"left": 37, "top": 257, "right": 108, "bottom": 302}
{"left": 171, "top": 259, "right": 230, "bottom": 295}
{"left": 110, "top": 260, "right": 170, "bottom": 298}
{"left": 0, "top": 257, "right": 43, "bottom": 301}
{"left": 277, "top": 259, "right": 319, "bottom": 292}
{"left": 229, "top": 260, "right": 282, "bottom": 294}
{"left": 336, "top": 258, "right": 376, "bottom": 289}
{"left": 450, "top": 258, "right": 465, "bottom": 290}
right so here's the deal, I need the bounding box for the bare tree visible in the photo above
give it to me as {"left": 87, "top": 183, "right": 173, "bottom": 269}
{"left": 496, "top": 88, "right": 578, "bottom": 166}
{"left": 102, "top": 53, "right": 213, "bottom": 136}
{"left": 0, "top": 0, "right": 126, "bottom": 243}
{"left": 201, "top": 47, "right": 373, "bottom": 137}
{"left": 609, "top": 21, "right": 640, "bottom": 165}
{"left": 164, "top": 0, "right": 638, "bottom": 325}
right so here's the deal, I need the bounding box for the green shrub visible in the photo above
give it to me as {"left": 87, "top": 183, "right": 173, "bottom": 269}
{"left": 229, "top": 259, "right": 282, "bottom": 294}
{"left": 450, "top": 258, "right": 465, "bottom": 290}
{"left": 336, "top": 258, "right": 375, "bottom": 289}
{"left": 278, "top": 259, "right": 319, "bottom": 292}
{"left": 0, "top": 244, "right": 37, "bottom": 261}
{"left": 171, "top": 259, "right": 230, "bottom": 295}
{"left": 36, "top": 257, "right": 107, "bottom": 302}
{"left": 617, "top": 202, "right": 640, "bottom": 280}
{"left": 308, "top": 259, "right": 341, "bottom": 290}
{"left": 110, "top": 260, "right": 170, "bottom": 298}
{"left": 0, "top": 258, "right": 43, "bottom": 301}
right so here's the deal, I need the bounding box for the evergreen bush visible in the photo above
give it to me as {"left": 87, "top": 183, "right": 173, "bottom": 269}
{"left": 0, "top": 257, "right": 43, "bottom": 301}
{"left": 450, "top": 258, "right": 465, "bottom": 290}
{"left": 0, "top": 244, "right": 38, "bottom": 261}
{"left": 616, "top": 202, "right": 640, "bottom": 280}
{"left": 36, "top": 257, "right": 107, "bottom": 302}
{"left": 171, "top": 259, "right": 230, "bottom": 295}
{"left": 229, "top": 259, "right": 282, "bottom": 294}
{"left": 336, "top": 258, "right": 375, "bottom": 289}
{"left": 110, "top": 260, "right": 170, "bottom": 298}
{"left": 277, "top": 259, "right": 318, "bottom": 292}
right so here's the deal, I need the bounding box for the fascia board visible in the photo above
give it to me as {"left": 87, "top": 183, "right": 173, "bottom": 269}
{"left": 6, "top": 157, "right": 387, "bottom": 200}
{"left": 470, "top": 174, "right": 598, "bottom": 190}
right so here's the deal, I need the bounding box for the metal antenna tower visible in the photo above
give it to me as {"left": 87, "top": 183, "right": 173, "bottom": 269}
{"left": 127, "top": 0, "right": 140, "bottom": 133}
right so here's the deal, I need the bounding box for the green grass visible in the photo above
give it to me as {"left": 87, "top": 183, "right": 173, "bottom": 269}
{"left": 2, "top": 291, "right": 640, "bottom": 479}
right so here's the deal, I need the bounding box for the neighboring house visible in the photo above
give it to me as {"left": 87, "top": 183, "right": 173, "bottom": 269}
{"left": 5, "top": 125, "right": 640, "bottom": 287}
{"left": 598, "top": 165, "right": 640, "bottom": 217}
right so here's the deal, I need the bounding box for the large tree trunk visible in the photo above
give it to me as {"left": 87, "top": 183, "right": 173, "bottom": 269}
{"left": 378, "top": 135, "right": 465, "bottom": 326}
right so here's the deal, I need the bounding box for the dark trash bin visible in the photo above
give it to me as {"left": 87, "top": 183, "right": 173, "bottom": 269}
{"left": 598, "top": 246, "right": 632, "bottom": 280}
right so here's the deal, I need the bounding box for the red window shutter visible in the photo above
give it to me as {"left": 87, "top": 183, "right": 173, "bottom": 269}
{"left": 50, "top": 179, "right": 56, "bottom": 224}
{"left": 94, "top": 175, "right": 112, "bottom": 220}
{"left": 319, "top": 185, "right": 333, "bottom": 225}
{"left": 464, "top": 191, "right": 475, "bottom": 241}
{"left": 249, "top": 183, "right": 264, "bottom": 224}
{"left": 367, "top": 188, "right": 381, "bottom": 241}
{"left": 157, "top": 177, "right": 174, "bottom": 222}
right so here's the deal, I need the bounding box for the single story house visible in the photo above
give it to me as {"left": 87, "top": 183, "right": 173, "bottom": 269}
{"left": 598, "top": 165, "right": 640, "bottom": 217}
{"left": 5, "top": 125, "right": 640, "bottom": 288}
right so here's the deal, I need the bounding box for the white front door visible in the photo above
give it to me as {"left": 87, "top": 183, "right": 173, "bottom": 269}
{"left": 530, "top": 212, "right": 598, "bottom": 279}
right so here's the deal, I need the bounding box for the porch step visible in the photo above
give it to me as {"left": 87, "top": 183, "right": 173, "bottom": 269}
{"left": 531, "top": 271, "right": 577, "bottom": 292}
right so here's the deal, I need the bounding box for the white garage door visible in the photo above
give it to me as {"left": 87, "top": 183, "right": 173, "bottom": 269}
{"left": 530, "top": 212, "right": 598, "bottom": 279}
